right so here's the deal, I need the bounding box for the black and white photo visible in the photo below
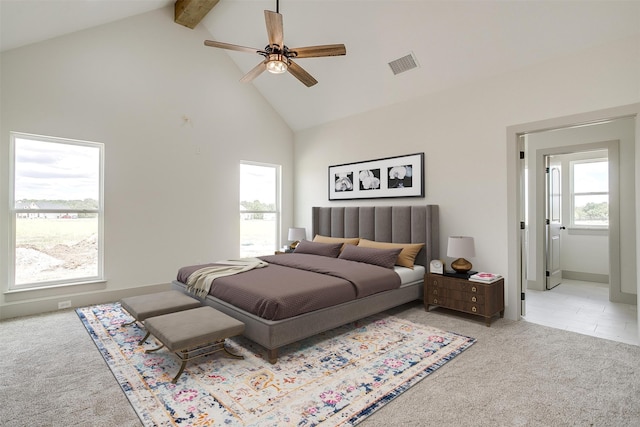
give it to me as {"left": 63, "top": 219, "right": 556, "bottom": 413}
{"left": 328, "top": 153, "right": 424, "bottom": 200}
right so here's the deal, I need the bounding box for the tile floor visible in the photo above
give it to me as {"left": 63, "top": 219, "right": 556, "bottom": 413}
{"left": 523, "top": 279, "right": 638, "bottom": 346}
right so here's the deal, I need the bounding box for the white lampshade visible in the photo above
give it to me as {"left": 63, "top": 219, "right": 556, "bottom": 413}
{"left": 287, "top": 227, "right": 306, "bottom": 242}
{"left": 447, "top": 236, "right": 476, "bottom": 258}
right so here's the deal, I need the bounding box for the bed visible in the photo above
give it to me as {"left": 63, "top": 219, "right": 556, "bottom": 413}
{"left": 172, "top": 205, "right": 439, "bottom": 363}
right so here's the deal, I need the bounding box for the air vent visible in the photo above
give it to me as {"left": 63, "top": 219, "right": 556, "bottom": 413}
{"left": 388, "top": 52, "right": 419, "bottom": 75}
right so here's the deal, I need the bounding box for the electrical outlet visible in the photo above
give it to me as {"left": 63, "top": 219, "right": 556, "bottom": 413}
{"left": 58, "top": 300, "right": 71, "bottom": 309}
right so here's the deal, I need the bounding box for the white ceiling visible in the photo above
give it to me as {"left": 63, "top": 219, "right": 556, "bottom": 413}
{"left": 2, "top": 0, "right": 639, "bottom": 131}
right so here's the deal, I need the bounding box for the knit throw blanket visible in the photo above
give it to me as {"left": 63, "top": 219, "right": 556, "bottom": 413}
{"left": 185, "top": 258, "right": 268, "bottom": 298}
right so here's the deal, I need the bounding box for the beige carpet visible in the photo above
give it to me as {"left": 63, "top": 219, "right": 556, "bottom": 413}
{"left": 1, "top": 300, "right": 639, "bottom": 426}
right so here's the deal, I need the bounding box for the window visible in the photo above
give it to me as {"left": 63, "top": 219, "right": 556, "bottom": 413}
{"left": 10, "top": 132, "right": 104, "bottom": 288}
{"left": 570, "top": 158, "right": 608, "bottom": 228}
{"left": 239, "top": 161, "right": 280, "bottom": 258}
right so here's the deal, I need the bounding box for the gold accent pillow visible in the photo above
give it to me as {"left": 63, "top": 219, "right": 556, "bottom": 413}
{"left": 313, "top": 235, "right": 360, "bottom": 250}
{"left": 357, "top": 238, "right": 425, "bottom": 269}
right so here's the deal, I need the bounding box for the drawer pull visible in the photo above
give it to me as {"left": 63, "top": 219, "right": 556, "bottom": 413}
{"left": 471, "top": 296, "right": 477, "bottom": 302}
{"left": 433, "top": 298, "right": 438, "bottom": 304}
{"left": 433, "top": 289, "right": 438, "bottom": 295}
{"left": 471, "top": 306, "right": 477, "bottom": 313}
{"left": 471, "top": 286, "right": 477, "bottom": 293}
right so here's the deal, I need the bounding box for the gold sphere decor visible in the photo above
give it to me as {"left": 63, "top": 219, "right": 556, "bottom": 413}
{"left": 451, "top": 258, "right": 472, "bottom": 274}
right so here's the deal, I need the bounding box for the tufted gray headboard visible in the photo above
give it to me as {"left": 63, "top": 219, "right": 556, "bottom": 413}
{"left": 311, "top": 205, "right": 439, "bottom": 268}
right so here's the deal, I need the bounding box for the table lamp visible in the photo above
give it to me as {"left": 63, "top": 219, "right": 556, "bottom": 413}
{"left": 287, "top": 227, "right": 306, "bottom": 249}
{"left": 447, "top": 236, "right": 475, "bottom": 274}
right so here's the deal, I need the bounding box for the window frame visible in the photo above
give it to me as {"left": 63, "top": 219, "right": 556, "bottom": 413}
{"left": 239, "top": 161, "right": 281, "bottom": 258}
{"left": 9, "top": 132, "right": 105, "bottom": 290}
{"left": 569, "top": 157, "right": 608, "bottom": 230}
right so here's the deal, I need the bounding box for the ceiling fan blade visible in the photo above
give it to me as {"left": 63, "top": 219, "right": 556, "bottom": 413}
{"left": 264, "top": 10, "right": 284, "bottom": 47}
{"left": 289, "top": 44, "right": 346, "bottom": 58}
{"left": 287, "top": 60, "right": 318, "bottom": 87}
{"left": 204, "top": 40, "right": 262, "bottom": 54}
{"left": 240, "top": 61, "right": 267, "bottom": 83}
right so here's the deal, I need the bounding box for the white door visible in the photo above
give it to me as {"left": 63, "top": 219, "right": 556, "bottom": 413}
{"left": 545, "top": 157, "right": 562, "bottom": 290}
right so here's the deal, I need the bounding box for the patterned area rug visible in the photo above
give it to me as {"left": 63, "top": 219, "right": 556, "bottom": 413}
{"left": 77, "top": 303, "right": 475, "bottom": 426}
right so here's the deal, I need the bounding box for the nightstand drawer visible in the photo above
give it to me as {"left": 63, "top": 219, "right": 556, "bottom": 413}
{"left": 461, "top": 292, "right": 485, "bottom": 304}
{"left": 426, "top": 296, "right": 485, "bottom": 313}
{"left": 429, "top": 287, "right": 485, "bottom": 304}
{"left": 459, "top": 301, "right": 486, "bottom": 315}
{"left": 426, "top": 295, "right": 444, "bottom": 306}
{"left": 428, "top": 277, "right": 481, "bottom": 293}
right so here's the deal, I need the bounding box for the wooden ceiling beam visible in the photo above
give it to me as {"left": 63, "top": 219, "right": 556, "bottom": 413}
{"left": 175, "top": 0, "right": 219, "bottom": 29}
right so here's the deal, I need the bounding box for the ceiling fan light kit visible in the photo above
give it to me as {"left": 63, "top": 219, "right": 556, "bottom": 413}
{"left": 266, "top": 54, "right": 288, "bottom": 74}
{"left": 203, "top": 0, "right": 345, "bottom": 87}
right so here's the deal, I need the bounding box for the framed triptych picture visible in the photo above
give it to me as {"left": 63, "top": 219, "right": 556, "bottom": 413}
{"left": 328, "top": 152, "right": 425, "bottom": 200}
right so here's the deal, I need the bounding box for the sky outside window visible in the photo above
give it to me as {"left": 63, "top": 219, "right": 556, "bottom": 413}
{"left": 15, "top": 137, "right": 100, "bottom": 202}
{"left": 573, "top": 160, "right": 607, "bottom": 194}
{"left": 240, "top": 163, "right": 276, "bottom": 207}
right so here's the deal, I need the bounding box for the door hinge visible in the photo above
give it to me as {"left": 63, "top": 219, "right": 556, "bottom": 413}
{"left": 545, "top": 167, "right": 550, "bottom": 173}
{"left": 545, "top": 219, "right": 550, "bottom": 225}
{"left": 520, "top": 221, "right": 525, "bottom": 230}
{"left": 545, "top": 271, "right": 550, "bottom": 277}
{"left": 521, "top": 292, "right": 526, "bottom": 301}
{"left": 519, "top": 151, "right": 525, "bottom": 159}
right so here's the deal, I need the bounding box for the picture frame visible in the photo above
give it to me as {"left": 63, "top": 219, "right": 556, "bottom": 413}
{"left": 328, "top": 152, "right": 425, "bottom": 200}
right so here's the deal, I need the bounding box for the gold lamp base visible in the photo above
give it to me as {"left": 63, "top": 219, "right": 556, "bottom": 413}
{"left": 451, "top": 258, "right": 472, "bottom": 274}
{"left": 289, "top": 240, "right": 301, "bottom": 250}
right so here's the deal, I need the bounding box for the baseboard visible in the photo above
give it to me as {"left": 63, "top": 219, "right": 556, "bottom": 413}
{"left": 0, "top": 283, "right": 170, "bottom": 320}
{"left": 527, "top": 279, "right": 544, "bottom": 291}
{"left": 562, "top": 270, "right": 609, "bottom": 284}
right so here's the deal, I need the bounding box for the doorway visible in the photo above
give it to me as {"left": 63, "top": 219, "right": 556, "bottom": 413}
{"left": 523, "top": 122, "right": 631, "bottom": 302}
{"left": 505, "top": 104, "right": 640, "bottom": 327}
{"left": 524, "top": 118, "right": 637, "bottom": 303}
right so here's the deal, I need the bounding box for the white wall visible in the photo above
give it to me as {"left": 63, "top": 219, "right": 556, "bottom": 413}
{"left": 294, "top": 34, "right": 640, "bottom": 320}
{"left": 0, "top": 7, "right": 294, "bottom": 319}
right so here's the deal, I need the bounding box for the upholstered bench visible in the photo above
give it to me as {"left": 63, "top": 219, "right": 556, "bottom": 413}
{"left": 143, "top": 306, "right": 245, "bottom": 383}
{"left": 120, "top": 290, "right": 201, "bottom": 344}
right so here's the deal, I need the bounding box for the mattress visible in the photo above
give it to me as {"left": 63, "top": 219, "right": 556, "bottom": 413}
{"left": 394, "top": 264, "right": 425, "bottom": 285}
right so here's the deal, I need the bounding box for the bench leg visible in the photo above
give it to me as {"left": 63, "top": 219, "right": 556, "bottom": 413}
{"left": 167, "top": 340, "right": 245, "bottom": 383}
{"left": 172, "top": 351, "right": 189, "bottom": 384}
{"left": 138, "top": 331, "right": 151, "bottom": 346}
{"left": 171, "top": 342, "right": 242, "bottom": 384}
{"left": 223, "top": 345, "right": 243, "bottom": 359}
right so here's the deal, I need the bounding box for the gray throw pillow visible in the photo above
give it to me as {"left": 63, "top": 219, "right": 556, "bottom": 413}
{"left": 293, "top": 240, "right": 343, "bottom": 258}
{"left": 338, "top": 244, "right": 402, "bottom": 269}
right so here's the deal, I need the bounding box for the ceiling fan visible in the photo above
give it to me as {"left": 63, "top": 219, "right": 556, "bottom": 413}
{"left": 203, "top": 0, "right": 346, "bottom": 87}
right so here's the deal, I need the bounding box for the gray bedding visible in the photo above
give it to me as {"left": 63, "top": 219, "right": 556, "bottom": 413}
{"left": 176, "top": 253, "right": 401, "bottom": 321}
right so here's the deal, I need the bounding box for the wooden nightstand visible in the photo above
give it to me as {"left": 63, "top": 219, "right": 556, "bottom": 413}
{"left": 424, "top": 272, "right": 505, "bottom": 326}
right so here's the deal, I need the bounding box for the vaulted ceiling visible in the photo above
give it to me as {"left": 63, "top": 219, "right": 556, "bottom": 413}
{"left": 2, "top": 1, "right": 639, "bottom": 131}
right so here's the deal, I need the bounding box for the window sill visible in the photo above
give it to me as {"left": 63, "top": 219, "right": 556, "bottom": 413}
{"left": 567, "top": 227, "right": 608, "bottom": 236}
{"left": 4, "top": 280, "right": 107, "bottom": 302}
